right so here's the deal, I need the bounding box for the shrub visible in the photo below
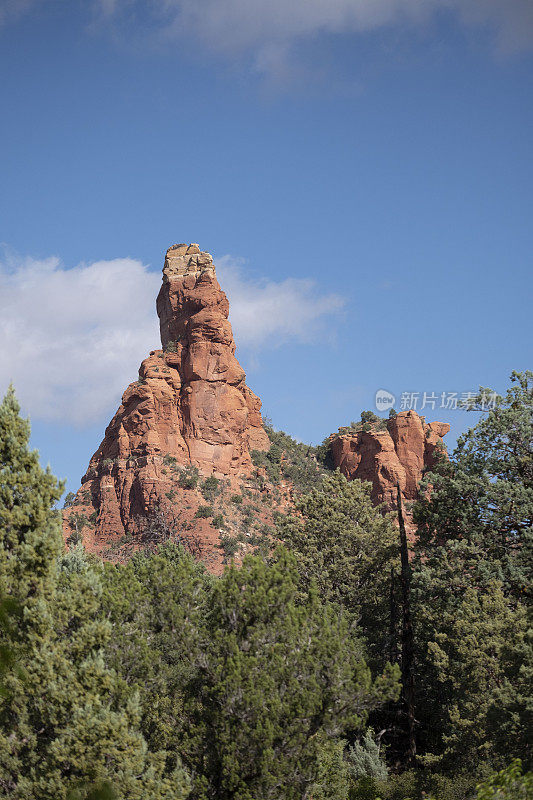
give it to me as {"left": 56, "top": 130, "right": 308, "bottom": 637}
{"left": 360, "top": 410, "right": 380, "bottom": 425}
{"left": 220, "top": 535, "right": 239, "bottom": 560}
{"left": 263, "top": 421, "right": 328, "bottom": 493}
{"left": 349, "top": 771, "right": 418, "bottom": 800}
{"left": 260, "top": 523, "right": 275, "bottom": 537}
{"left": 195, "top": 505, "right": 213, "bottom": 519}
{"left": 63, "top": 491, "right": 76, "bottom": 508}
{"left": 178, "top": 466, "right": 199, "bottom": 489}
{"left": 476, "top": 760, "right": 533, "bottom": 800}
{"left": 251, "top": 449, "right": 267, "bottom": 468}
{"left": 201, "top": 475, "right": 220, "bottom": 500}
{"left": 427, "top": 772, "right": 479, "bottom": 800}
{"left": 268, "top": 443, "right": 282, "bottom": 463}
{"left": 312, "top": 738, "right": 349, "bottom": 800}
{"left": 212, "top": 514, "right": 225, "bottom": 528}
{"left": 66, "top": 529, "right": 82, "bottom": 547}
{"left": 230, "top": 493, "right": 243, "bottom": 505}
{"left": 242, "top": 504, "right": 257, "bottom": 521}
{"left": 68, "top": 512, "right": 89, "bottom": 531}
{"left": 347, "top": 730, "right": 388, "bottom": 782}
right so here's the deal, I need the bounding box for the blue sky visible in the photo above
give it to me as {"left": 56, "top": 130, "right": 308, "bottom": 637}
{"left": 0, "top": 0, "right": 532, "bottom": 495}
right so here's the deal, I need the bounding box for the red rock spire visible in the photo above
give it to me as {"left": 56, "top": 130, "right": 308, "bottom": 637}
{"left": 63, "top": 243, "right": 269, "bottom": 552}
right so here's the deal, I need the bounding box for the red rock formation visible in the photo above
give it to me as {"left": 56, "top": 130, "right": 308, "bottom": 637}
{"left": 63, "top": 244, "right": 270, "bottom": 562}
{"left": 329, "top": 410, "right": 449, "bottom": 526}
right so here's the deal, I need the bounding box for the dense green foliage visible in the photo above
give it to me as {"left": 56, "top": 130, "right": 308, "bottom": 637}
{"left": 276, "top": 372, "right": 532, "bottom": 796}
{"left": 277, "top": 472, "right": 398, "bottom": 667}
{"left": 335, "top": 410, "right": 389, "bottom": 437}
{"left": 188, "top": 550, "right": 398, "bottom": 799}
{"left": 101, "top": 543, "right": 398, "bottom": 799}
{"left": 0, "top": 387, "right": 188, "bottom": 799}
{"left": 0, "top": 373, "right": 530, "bottom": 799}
{"left": 411, "top": 371, "right": 532, "bottom": 773}
{"left": 475, "top": 759, "right": 533, "bottom": 800}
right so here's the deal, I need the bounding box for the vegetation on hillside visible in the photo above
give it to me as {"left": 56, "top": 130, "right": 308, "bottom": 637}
{"left": 251, "top": 418, "right": 329, "bottom": 494}
{"left": 0, "top": 372, "right": 531, "bottom": 798}
{"left": 0, "top": 387, "right": 189, "bottom": 799}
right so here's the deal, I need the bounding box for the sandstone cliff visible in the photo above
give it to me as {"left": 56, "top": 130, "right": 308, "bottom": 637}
{"left": 63, "top": 244, "right": 270, "bottom": 567}
{"left": 63, "top": 244, "right": 450, "bottom": 565}
{"left": 329, "top": 410, "right": 450, "bottom": 528}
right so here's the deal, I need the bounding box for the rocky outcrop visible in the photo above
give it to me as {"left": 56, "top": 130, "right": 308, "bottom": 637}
{"left": 329, "top": 410, "right": 450, "bottom": 525}
{"left": 63, "top": 244, "right": 270, "bottom": 561}
{"left": 63, "top": 244, "right": 450, "bottom": 562}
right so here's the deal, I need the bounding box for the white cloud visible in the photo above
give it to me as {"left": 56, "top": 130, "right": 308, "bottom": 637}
{"left": 2, "top": 0, "right": 532, "bottom": 60}
{"left": 0, "top": 249, "right": 344, "bottom": 426}
{"left": 2, "top": 0, "right": 531, "bottom": 75}
{"left": 452, "top": 0, "right": 533, "bottom": 54}
{"left": 0, "top": 251, "right": 160, "bottom": 425}
{"left": 92, "top": 0, "right": 533, "bottom": 72}
{"left": 217, "top": 256, "right": 344, "bottom": 349}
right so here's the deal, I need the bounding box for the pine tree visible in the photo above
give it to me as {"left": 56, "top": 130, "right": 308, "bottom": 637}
{"left": 186, "top": 548, "right": 399, "bottom": 800}
{"left": 0, "top": 384, "right": 64, "bottom": 628}
{"left": 277, "top": 471, "right": 399, "bottom": 667}
{"left": 414, "top": 370, "right": 533, "bottom": 601}
{"left": 411, "top": 371, "right": 533, "bottom": 772}
{"left": 396, "top": 486, "right": 415, "bottom": 768}
{"left": 0, "top": 387, "right": 189, "bottom": 799}
{"left": 101, "top": 543, "right": 210, "bottom": 767}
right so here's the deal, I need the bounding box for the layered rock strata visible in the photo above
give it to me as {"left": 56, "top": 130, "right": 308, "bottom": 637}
{"left": 63, "top": 244, "right": 269, "bottom": 558}
{"left": 329, "top": 410, "right": 450, "bottom": 525}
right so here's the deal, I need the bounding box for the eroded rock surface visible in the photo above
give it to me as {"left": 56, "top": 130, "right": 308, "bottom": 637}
{"left": 329, "top": 410, "right": 450, "bottom": 527}
{"left": 63, "top": 244, "right": 269, "bottom": 563}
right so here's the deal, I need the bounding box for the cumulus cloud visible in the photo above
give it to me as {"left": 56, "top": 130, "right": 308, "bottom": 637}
{"left": 217, "top": 256, "right": 345, "bottom": 349}
{"left": 0, "top": 251, "right": 161, "bottom": 425}
{"left": 2, "top": 0, "right": 532, "bottom": 74}
{"left": 92, "top": 0, "right": 533, "bottom": 70}
{"left": 452, "top": 0, "right": 533, "bottom": 54}
{"left": 0, "top": 250, "right": 344, "bottom": 426}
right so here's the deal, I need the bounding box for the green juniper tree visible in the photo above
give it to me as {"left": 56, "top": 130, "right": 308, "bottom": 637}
{"left": 0, "top": 386, "right": 189, "bottom": 800}
{"left": 101, "top": 544, "right": 398, "bottom": 800}
{"left": 414, "top": 370, "right": 532, "bottom": 601}
{"left": 346, "top": 730, "right": 388, "bottom": 782}
{"left": 411, "top": 371, "right": 533, "bottom": 773}
{"left": 276, "top": 471, "right": 399, "bottom": 668}
{"left": 311, "top": 738, "right": 350, "bottom": 800}
{"left": 101, "top": 543, "right": 210, "bottom": 768}
{"left": 185, "top": 547, "right": 399, "bottom": 800}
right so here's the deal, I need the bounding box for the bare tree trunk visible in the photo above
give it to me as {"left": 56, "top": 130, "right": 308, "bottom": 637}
{"left": 389, "top": 565, "right": 398, "bottom": 665}
{"left": 397, "top": 483, "right": 416, "bottom": 767}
